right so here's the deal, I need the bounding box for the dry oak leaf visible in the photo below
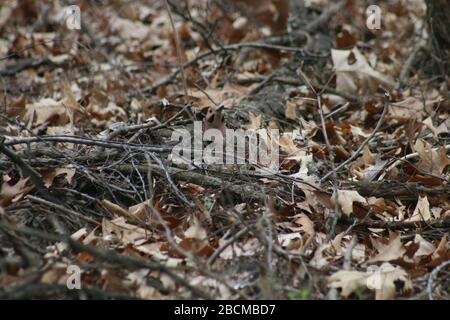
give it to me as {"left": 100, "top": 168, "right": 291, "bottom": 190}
{"left": 327, "top": 270, "right": 368, "bottom": 298}
{"left": 331, "top": 48, "right": 395, "bottom": 95}
{"left": 331, "top": 190, "right": 367, "bottom": 216}
{"left": 184, "top": 217, "right": 207, "bottom": 240}
{"left": 101, "top": 199, "right": 129, "bottom": 217}
{"left": 39, "top": 167, "right": 76, "bottom": 188}
{"left": 407, "top": 196, "right": 432, "bottom": 222}
{"left": 102, "top": 217, "right": 151, "bottom": 246}
{"left": 278, "top": 132, "right": 303, "bottom": 157}
{"left": 24, "top": 98, "right": 70, "bottom": 126}
{"left": 431, "top": 233, "right": 450, "bottom": 263}
{"left": 389, "top": 96, "right": 442, "bottom": 121}
{"left": 365, "top": 263, "right": 413, "bottom": 300}
{"left": 413, "top": 234, "right": 436, "bottom": 259}
{"left": 413, "top": 139, "right": 450, "bottom": 175}
{"left": 368, "top": 233, "right": 406, "bottom": 263}
{"left": 0, "top": 177, "right": 33, "bottom": 207}
{"left": 293, "top": 213, "right": 315, "bottom": 250}
{"left": 328, "top": 263, "right": 412, "bottom": 299}
{"left": 242, "top": 113, "right": 261, "bottom": 130}
{"left": 285, "top": 100, "right": 298, "bottom": 120}
{"left": 423, "top": 117, "right": 448, "bottom": 137}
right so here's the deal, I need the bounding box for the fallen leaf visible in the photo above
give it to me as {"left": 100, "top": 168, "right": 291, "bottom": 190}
{"left": 0, "top": 176, "right": 33, "bottom": 207}
{"left": 368, "top": 233, "right": 406, "bottom": 263}
{"left": 366, "top": 263, "right": 413, "bottom": 299}
{"left": 102, "top": 217, "right": 152, "bottom": 246}
{"left": 413, "top": 139, "right": 450, "bottom": 175}
{"left": 285, "top": 101, "right": 297, "bottom": 120}
{"left": 101, "top": 199, "right": 129, "bottom": 217}
{"left": 331, "top": 190, "right": 367, "bottom": 216}
{"left": 331, "top": 48, "right": 395, "bottom": 94}
{"left": 329, "top": 262, "right": 412, "bottom": 299}
{"left": 407, "top": 196, "right": 432, "bottom": 222}
{"left": 184, "top": 217, "right": 207, "bottom": 240}
{"left": 328, "top": 270, "right": 368, "bottom": 297}
{"left": 413, "top": 234, "right": 435, "bottom": 258}
{"left": 242, "top": 113, "right": 261, "bottom": 130}
{"left": 39, "top": 167, "right": 76, "bottom": 188}
{"left": 24, "top": 98, "right": 70, "bottom": 126}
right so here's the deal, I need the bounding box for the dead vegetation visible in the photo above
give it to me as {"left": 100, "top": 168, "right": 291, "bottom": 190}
{"left": 0, "top": 0, "right": 449, "bottom": 300}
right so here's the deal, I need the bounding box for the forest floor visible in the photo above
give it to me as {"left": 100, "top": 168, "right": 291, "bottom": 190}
{"left": 0, "top": 0, "right": 449, "bottom": 300}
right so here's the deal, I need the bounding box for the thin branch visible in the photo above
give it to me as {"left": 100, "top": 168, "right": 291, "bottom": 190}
{"left": 164, "top": 0, "right": 190, "bottom": 104}
{"left": 427, "top": 260, "right": 450, "bottom": 300}
{"left": 3, "top": 135, "right": 173, "bottom": 152}
{"left": 0, "top": 136, "right": 51, "bottom": 201}
{"left": 320, "top": 92, "right": 390, "bottom": 183}
{"left": 26, "top": 195, "right": 101, "bottom": 226}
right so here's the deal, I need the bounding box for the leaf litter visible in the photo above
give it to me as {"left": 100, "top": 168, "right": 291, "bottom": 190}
{"left": 0, "top": 0, "right": 449, "bottom": 300}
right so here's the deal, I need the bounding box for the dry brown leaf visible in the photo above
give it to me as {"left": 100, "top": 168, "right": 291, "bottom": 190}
{"left": 39, "top": 167, "right": 76, "bottom": 188}
{"left": 294, "top": 213, "right": 315, "bottom": 237}
{"left": 331, "top": 190, "right": 367, "bottom": 216}
{"left": 390, "top": 96, "right": 442, "bottom": 121}
{"left": 0, "top": 176, "right": 33, "bottom": 207}
{"left": 328, "top": 263, "right": 412, "bottom": 299}
{"left": 331, "top": 48, "right": 395, "bottom": 94}
{"left": 242, "top": 113, "right": 261, "bottom": 130}
{"left": 285, "top": 101, "right": 297, "bottom": 120}
{"left": 328, "top": 270, "right": 368, "bottom": 297}
{"left": 24, "top": 98, "right": 70, "bottom": 126}
{"left": 368, "top": 233, "right": 406, "bottom": 263}
{"left": 184, "top": 217, "right": 207, "bottom": 240}
{"left": 366, "top": 263, "right": 413, "bottom": 300}
{"left": 413, "top": 139, "right": 450, "bottom": 175}
{"left": 413, "top": 234, "right": 435, "bottom": 258}
{"left": 128, "top": 200, "right": 151, "bottom": 218}
{"left": 407, "top": 196, "right": 432, "bottom": 222}
{"left": 102, "top": 217, "right": 151, "bottom": 246}
{"left": 101, "top": 199, "right": 129, "bottom": 217}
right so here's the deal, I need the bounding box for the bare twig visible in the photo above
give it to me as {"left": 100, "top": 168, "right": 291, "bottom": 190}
{"left": 146, "top": 152, "right": 194, "bottom": 207}
{"left": 3, "top": 135, "right": 173, "bottom": 153}
{"left": 320, "top": 92, "right": 390, "bottom": 183}
{"left": 207, "top": 226, "right": 251, "bottom": 266}
{"left": 164, "top": 0, "right": 190, "bottom": 104}
{"left": 343, "top": 236, "right": 358, "bottom": 270}
{"left": 427, "top": 260, "right": 450, "bottom": 300}
{"left": 26, "top": 195, "right": 101, "bottom": 226}
{"left": 0, "top": 218, "right": 211, "bottom": 299}
{"left": 142, "top": 42, "right": 327, "bottom": 94}
{"left": 379, "top": 144, "right": 450, "bottom": 180}
{"left": 297, "top": 67, "right": 341, "bottom": 240}
{"left": 0, "top": 136, "right": 52, "bottom": 201}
